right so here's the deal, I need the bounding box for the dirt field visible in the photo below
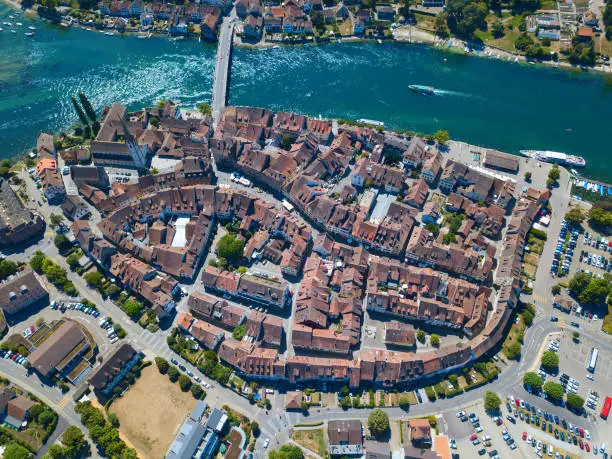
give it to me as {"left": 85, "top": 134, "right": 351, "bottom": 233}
{"left": 291, "top": 429, "right": 325, "bottom": 456}
{"left": 110, "top": 366, "right": 196, "bottom": 458}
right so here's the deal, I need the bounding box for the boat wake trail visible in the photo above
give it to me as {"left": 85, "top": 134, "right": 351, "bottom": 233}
{"left": 433, "top": 89, "right": 473, "bottom": 98}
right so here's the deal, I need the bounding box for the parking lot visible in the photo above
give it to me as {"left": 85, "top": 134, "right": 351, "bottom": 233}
{"left": 445, "top": 391, "right": 606, "bottom": 459}
{"left": 551, "top": 219, "right": 612, "bottom": 279}
{"left": 544, "top": 330, "right": 612, "bottom": 417}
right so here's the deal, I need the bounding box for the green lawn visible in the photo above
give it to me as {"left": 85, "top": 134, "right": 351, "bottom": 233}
{"left": 292, "top": 429, "right": 326, "bottom": 456}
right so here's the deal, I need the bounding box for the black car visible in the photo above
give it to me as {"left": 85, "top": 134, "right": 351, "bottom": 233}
{"left": 478, "top": 449, "right": 486, "bottom": 456}
{"left": 570, "top": 322, "right": 580, "bottom": 328}
{"left": 506, "top": 415, "right": 516, "bottom": 424}
{"left": 178, "top": 364, "right": 186, "bottom": 371}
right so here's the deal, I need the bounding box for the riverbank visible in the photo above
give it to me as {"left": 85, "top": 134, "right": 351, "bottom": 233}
{"left": 3, "top": 0, "right": 610, "bottom": 77}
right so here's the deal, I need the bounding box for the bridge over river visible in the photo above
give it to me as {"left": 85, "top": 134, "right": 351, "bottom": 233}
{"left": 211, "top": 7, "right": 237, "bottom": 125}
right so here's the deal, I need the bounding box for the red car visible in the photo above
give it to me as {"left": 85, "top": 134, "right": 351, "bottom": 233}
{"left": 496, "top": 418, "right": 503, "bottom": 426}
{"left": 579, "top": 428, "right": 585, "bottom": 438}
{"left": 515, "top": 398, "right": 521, "bottom": 407}
{"left": 11, "top": 354, "right": 17, "bottom": 361}
{"left": 522, "top": 432, "right": 527, "bottom": 441}
{"left": 579, "top": 440, "right": 584, "bottom": 449}
{"left": 470, "top": 434, "right": 478, "bottom": 441}
{"left": 586, "top": 443, "right": 591, "bottom": 452}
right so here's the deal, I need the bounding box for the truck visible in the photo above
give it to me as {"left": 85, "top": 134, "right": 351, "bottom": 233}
{"left": 601, "top": 396, "right": 611, "bottom": 420}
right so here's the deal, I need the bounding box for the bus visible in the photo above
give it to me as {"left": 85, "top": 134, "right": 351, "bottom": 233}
{"left": 588, "top": 348, "right": 599, "bottom": 373}
{"left": 601, "top": 396, "right": 612, "bottom": 420}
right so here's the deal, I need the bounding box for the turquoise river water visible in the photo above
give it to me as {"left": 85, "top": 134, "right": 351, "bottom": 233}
{"left": 1, "top": 2, "right": 611, "bottom": 181}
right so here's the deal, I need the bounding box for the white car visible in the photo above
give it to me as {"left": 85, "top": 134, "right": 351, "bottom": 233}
{"left": 587, "top": 374, "right": 594, "bottom": 381}
{"left": 585, "top": 430, "right": 591, "bottom": 439}
{"left": 263, "top": 439, "right": 270, "bottom": 449}
{"left": 456, "top": 410, "right": 466, "bottom": 418}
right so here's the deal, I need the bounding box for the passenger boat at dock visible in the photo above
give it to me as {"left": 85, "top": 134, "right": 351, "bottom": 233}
{"left": 519, "top": 150, "right": 586, "bottom": 168}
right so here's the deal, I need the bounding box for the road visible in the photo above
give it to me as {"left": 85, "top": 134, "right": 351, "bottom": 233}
{"left": 211, "top": 7, "right": 237, "bottom": 125}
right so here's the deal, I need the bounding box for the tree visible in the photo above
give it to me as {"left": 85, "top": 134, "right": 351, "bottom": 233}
{"left": 566, "top": 393, "right": 585, "bottom": 411}
{"left": 368, "top": 409, "right": 390, "bottom": 436}
{"left": 216, "top": 234, "right": 245, "bottom": 265}
{"left": 572, "top": 331, "right": 580, "bottom": 341}
{"left": 569, "top": 272, "right": 591, "bottom": 296}
{"left": 269, "top": 444, "right": 304, "bottom": 459}
{"left": 29, "top": 404, "right": 45, "bottom": 420}
{"left": 514, "top": 32, "right": 534, "bottom": 51}
{"left": 30, "top": 251, "right": 46, "bottom": 273}
{"left": 155, "top": 357, "right": 169, "bottom": 374}
{"left": 492, "top": 19, "right": 505, "bottom": 38}
{"left": 523, "top": 371, "right": 543, "bottom": 390}
{"left": 178, "top": 374, "right": 192, "bottom": 391}
{"left": 0, "top": 259, "right": 17, "bottom": 280}
{"left": 66, "top": 253, "right": 81, "bottom": 269}
{"left": 191, "top": 384, "right": 204, "bottom": 399}
{"left": 54, "top": 234, "right": 71, "bottom": 252}
{"left": 84, "top": 271, "right": 103, "bottom": 287}
{"left": 339, "top": 395, "right": 351, "bottom": 409}
{"left": 564, "top": 208, "right": 585, "bottom": 226}
{"left": 108, "top": 413, "right": 120, "bottom": 428}
{"left": 588, "top": 207, "right": 612, "bottom": 229}
{"left": 541, "top": 350, "right": 560, "bottom": 370}
{"left": 548, "top": 165, "right": 560, "bottom": 181}
{"left": 430, "top": 334, "right": 440, "bottom": 346}
{"left": 506, "top": 341, "right": 522, "bottom": 359}
{"left": 425, "top": 223, "right": 440, "bottom": 237}
{"left": 198, "top": 103, "right": 212, "bottom": 115}
{"left": 78, "top": 92, "right": 97, "bottom": 123}
{"left": 446, "top": 0, "right": 488, "bottom": 37}
{"left": 579, "top": 278, "right": 611, "bottom": 305}
{"left": 61, "top": 425, "right": 87, "bottom": 457}
{"left": 552, "top": 284, "right": 561, "bottom": 295}
{"left": 521, "top": 308, "right": 534, "bottom": 326}
{"left": 417, "top": 330, "right": 426, "bottom": 343}
{"left": 3, "top": 443, "right": 31, "bottom": 459}
{"left": 543, "top": 381, "right": 564, "bottom": 400}
{"left": 280, "top": 134, "right": 293, "bottom": 151}
{"left": 524, "top": 171, "right": 532, "bottom": 182}
{"left": 38, "top": 409, "right": 56, "bottom": 426}
{"left": 311, "top": 11, "right": 325, "bottom": 30}
{"left": 122, "top": 299, "right": 142, "bottom": 318}
{"left": 433, "top": 129, "right": 450, "bottom": 145}
{"left": 71, "top": 97, "right": 89, "bottom": 126}
{"left": 434, "top": 12, "right": 450, "bottom": 38}
{"left": 232, "top": 324, "right": 246, "bottom": 340}
{"left": 484, "top": 391, "right": 502, "bottom": 411}
{"left": 167, "top": 365, "right": 179, "bottom": 382}
{"left": 399, "top": 395, "right": 411, "bottom": 408}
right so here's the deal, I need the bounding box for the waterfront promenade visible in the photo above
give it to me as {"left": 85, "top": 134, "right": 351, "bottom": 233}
{"left": 211, "top": 7, "right": 236, "bottom": 124}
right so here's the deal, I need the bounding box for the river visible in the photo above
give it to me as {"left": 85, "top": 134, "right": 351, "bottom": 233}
{"left": 1, "top": 2, "right": 611, "bottom": 181}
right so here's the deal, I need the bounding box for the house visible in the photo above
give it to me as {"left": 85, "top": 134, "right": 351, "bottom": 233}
{"left": 404, "top": 179, "right": 429, "bottom": 209}
{"left": 61, "top": 195, "right": 91, "bottom": 221}
{"left": 284, "top": 391, "right": 303, "bottom": 410}
{"left": 242, "top": 14, "right": 263, "bottom": 38}
{"left": 376, "top": 5, "right": 394, "bottom": 21}
{"left": 577, "top": 26, "right": 594, "bottom": 41}
{"left": 0, "top": 269, "right": 48, "bottom": 316}
{"left": 0, "top": 391, "right": 36, "bottom": 430}
{"left": 27, "top": 321, "right": 91, "bottom": 380}
{"left": 39, "top": 168, "right": 66, "bottom": 203}
{"left": 70, "top": 166, "right": 110, "bottom": 189}
{"left": 409, "top": 418, "right": 432, "bottom": 447}
{"left": 329, "top": 419, "right": 363, "bottom": 456}
{"left": 264, "top": 15, "right": 282, "bottom": 32}
{"left": 483, "top": 150, "right": 519, "bottom": 174}
{"left": 583, "top": 10, "right": 598, "bottom": 26}
{"left": 166, "top": 401, "right": 211, "bottom": 459}
{"left": 353, "top": 16, "right": 366, "bottom": 34}
{"left": 384, "top": 321, "right": 415, "bottom": 347}
{"left": 88, "top": 343, "right": 142, "bottom": 396}
{"left": 0, "top": 179, "right": 45, "bottom": 246}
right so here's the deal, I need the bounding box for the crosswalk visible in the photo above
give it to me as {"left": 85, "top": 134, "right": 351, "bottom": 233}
{"left": 58, "top": 395, "right": 71, "bottom": 410}
{"left": 135, "top": 328, "right": 170, "bottom": 358}
{"left": 259, "top": 411, "right": 301, "bottom": 444}
{"left": 532, "top": 294, "right": 553, "bottom": 306}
